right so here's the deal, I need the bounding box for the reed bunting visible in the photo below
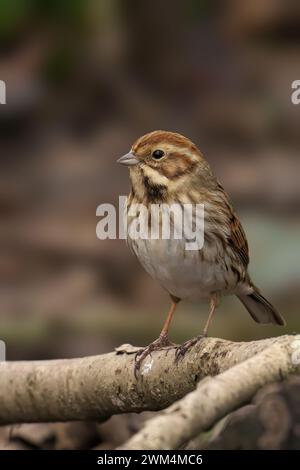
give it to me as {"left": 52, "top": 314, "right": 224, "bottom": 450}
{"left": 117, "top": 131, "right": 285, "bottom": 373}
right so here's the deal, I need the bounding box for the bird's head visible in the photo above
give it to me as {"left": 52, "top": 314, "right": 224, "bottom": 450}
{"left": 117, "top": 130, "right": 214, "bottom": 201}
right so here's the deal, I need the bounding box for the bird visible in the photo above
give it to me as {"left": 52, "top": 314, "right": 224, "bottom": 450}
{"left": 117, "top": 130, "right": 285, "bottom": 373}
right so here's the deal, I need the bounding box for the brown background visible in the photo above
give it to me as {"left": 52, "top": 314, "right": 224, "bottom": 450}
{"left": 0, "top": 0, "right": 299, "bottom": 364}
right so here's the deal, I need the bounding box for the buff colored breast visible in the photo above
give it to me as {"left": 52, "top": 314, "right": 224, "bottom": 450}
{"left": 127, "top": 205, "right": 240, "bottom": 301}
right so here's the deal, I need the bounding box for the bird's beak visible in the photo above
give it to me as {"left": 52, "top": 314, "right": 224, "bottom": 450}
{"left": 117, "top": 151, "right": 139, "bottom": 166}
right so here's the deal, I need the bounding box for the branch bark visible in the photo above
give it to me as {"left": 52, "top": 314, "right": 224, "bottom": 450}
{"left": 0, "top": 335, "right": 298, "bottom": 425}
{"left": 120, "top": 335, "right": 300, "bottom": 449}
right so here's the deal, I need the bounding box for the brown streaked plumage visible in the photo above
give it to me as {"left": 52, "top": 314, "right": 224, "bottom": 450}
{"left": 117, "top": 130, "right": 286, "bottom": 374}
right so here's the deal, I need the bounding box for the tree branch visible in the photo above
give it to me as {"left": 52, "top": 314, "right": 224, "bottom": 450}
{"left": 120, "top": 335, "right": 300, "bottom": 450}
{"left": 0, "top": 335, "right": 298, "bottom": 425}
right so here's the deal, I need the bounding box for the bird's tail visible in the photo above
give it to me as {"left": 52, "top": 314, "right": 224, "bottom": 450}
{"left": 238, "top": 287, "right": 285, "bottom": 326}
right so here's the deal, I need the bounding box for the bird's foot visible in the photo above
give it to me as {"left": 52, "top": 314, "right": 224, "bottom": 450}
{"left": 134, "top": 335, "right": 175, "bottom": 378}
{"left": 175, "top": 334, "right": 206, "bottom": 363}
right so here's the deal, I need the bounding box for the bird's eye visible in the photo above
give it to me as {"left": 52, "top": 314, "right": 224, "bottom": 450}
{"left": 152, "top": 149, "right": 165, "bottom": 160}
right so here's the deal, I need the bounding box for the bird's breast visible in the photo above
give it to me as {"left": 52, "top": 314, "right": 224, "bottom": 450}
{"left": 127, "top": 230, "right": 238, "bottom": 301}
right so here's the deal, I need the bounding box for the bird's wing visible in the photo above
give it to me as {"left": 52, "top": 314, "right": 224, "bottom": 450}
{"left": 215, "top": 182, "right": 249, "bottom": 268}
{"left": 228, "top": 211, "right": 249, "bottom": 267}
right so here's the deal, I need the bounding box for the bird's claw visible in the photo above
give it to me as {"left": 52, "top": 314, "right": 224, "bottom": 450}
{"left": 175, "top": 334, "right": 206, "bottom": 363}
{"left": 134, "top": 335, "right": 175, "bottom": 378}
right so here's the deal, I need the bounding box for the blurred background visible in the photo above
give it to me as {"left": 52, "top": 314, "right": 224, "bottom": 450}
{"left": 0, "top": 0, "right": 300, "bottom": 364}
